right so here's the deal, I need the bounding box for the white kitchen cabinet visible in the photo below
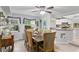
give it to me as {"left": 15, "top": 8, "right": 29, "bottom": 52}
{"left": 56, "top": 29, "right": 73, "bottom": 43}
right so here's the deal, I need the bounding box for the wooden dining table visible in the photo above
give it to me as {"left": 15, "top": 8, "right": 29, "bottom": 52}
{"left": 30, "top": 29, "right": 54, "bottom": 51}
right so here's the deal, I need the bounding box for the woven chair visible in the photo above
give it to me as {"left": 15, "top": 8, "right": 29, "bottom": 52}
{"left": 39, "top": 32, "right": 56, "bottom": 52}
{"left": 26, "top": 30, "right": 36, "bottom": 52}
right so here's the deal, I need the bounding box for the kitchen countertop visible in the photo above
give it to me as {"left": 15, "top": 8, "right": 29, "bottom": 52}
{"left": 56, "top": 28, "right": 73, "bottom": 31}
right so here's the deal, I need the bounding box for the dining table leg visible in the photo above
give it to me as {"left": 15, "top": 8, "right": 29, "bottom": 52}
{"left": 0, "top": 48, "right": 2, "bottom": 52}
{"left": 36, "top": 42, "right": 39, "bottom": 52}
{"left": 33, "top": 40, "right": 39, "bottom": 52}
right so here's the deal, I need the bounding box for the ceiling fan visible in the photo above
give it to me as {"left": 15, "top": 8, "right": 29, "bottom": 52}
{"left": 32, "top": 6, "right": 54, "bottom": 14}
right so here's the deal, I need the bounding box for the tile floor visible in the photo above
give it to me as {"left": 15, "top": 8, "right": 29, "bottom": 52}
{"left": 13, "top": 40, "right": 28, "bottom": 52}
{"left": 55, "top": 43, "right": 79, "bottom": 52}
{"left": 13, "top": 40, "right": 79, "bottom": 52}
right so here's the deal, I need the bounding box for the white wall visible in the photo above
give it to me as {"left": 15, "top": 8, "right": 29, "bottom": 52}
{"left": 0, "top": 7, "right": 3, "bottom": 12}
{"left": 0, "top": 7, "right": 8, "bottom": 17}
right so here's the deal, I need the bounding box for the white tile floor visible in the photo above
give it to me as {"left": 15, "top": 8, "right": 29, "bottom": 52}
{"left": 55, "top": 43, "right": 79, "bottom": 52}
{"left": 13, "top": 40, "right": 27, "bottom": 52}
{"left": 13, "top": 40, "right": 79, "bottom": 52}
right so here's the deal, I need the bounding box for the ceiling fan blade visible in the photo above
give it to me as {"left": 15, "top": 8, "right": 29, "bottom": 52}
{"left": 45, "top": 11, "right": 52, "bottom": 13}
{"left": 47, "top": 6, "right": 54, "bottom": 9}
{"left": 35, "top": 6, "right": 46, "bottom": 11}
{"left": 35, "top": 6, "right": 45, "bottom": 8}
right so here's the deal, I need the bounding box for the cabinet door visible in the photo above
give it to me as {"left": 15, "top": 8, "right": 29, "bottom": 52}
{"left": 56, "top": 30, "right": 73, "bottom": 43}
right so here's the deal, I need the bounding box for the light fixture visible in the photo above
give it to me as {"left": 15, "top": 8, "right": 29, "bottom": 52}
{"left": 40, "top": 11, "right": 45, "bottom": 15}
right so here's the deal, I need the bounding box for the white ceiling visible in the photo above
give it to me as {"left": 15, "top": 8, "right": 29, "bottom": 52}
{"left": 10, "top": 6, "right": 40, "bottom": 17}
{"left": 52, "top": 6, "right": 79, "bottom": 18}
{"left": 2, "top": 6, "right": 79, "bottom": 18}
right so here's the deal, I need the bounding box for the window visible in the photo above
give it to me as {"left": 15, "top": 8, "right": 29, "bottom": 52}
{"left": 23, "top": 18, "right": 31, "bottom": 26}
{"left": 7, "top": 16, "right": 21, "bottom": 31}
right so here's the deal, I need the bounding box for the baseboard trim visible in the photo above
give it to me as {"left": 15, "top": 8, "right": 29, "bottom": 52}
{"left": 69, "top": 43, "right": 79, "bottom": 48}
{"left": 55, "top": 42, "right": 69, "bottom": 44}
{"left": 14, "top": 39, "right": 24, "bottom": 42}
